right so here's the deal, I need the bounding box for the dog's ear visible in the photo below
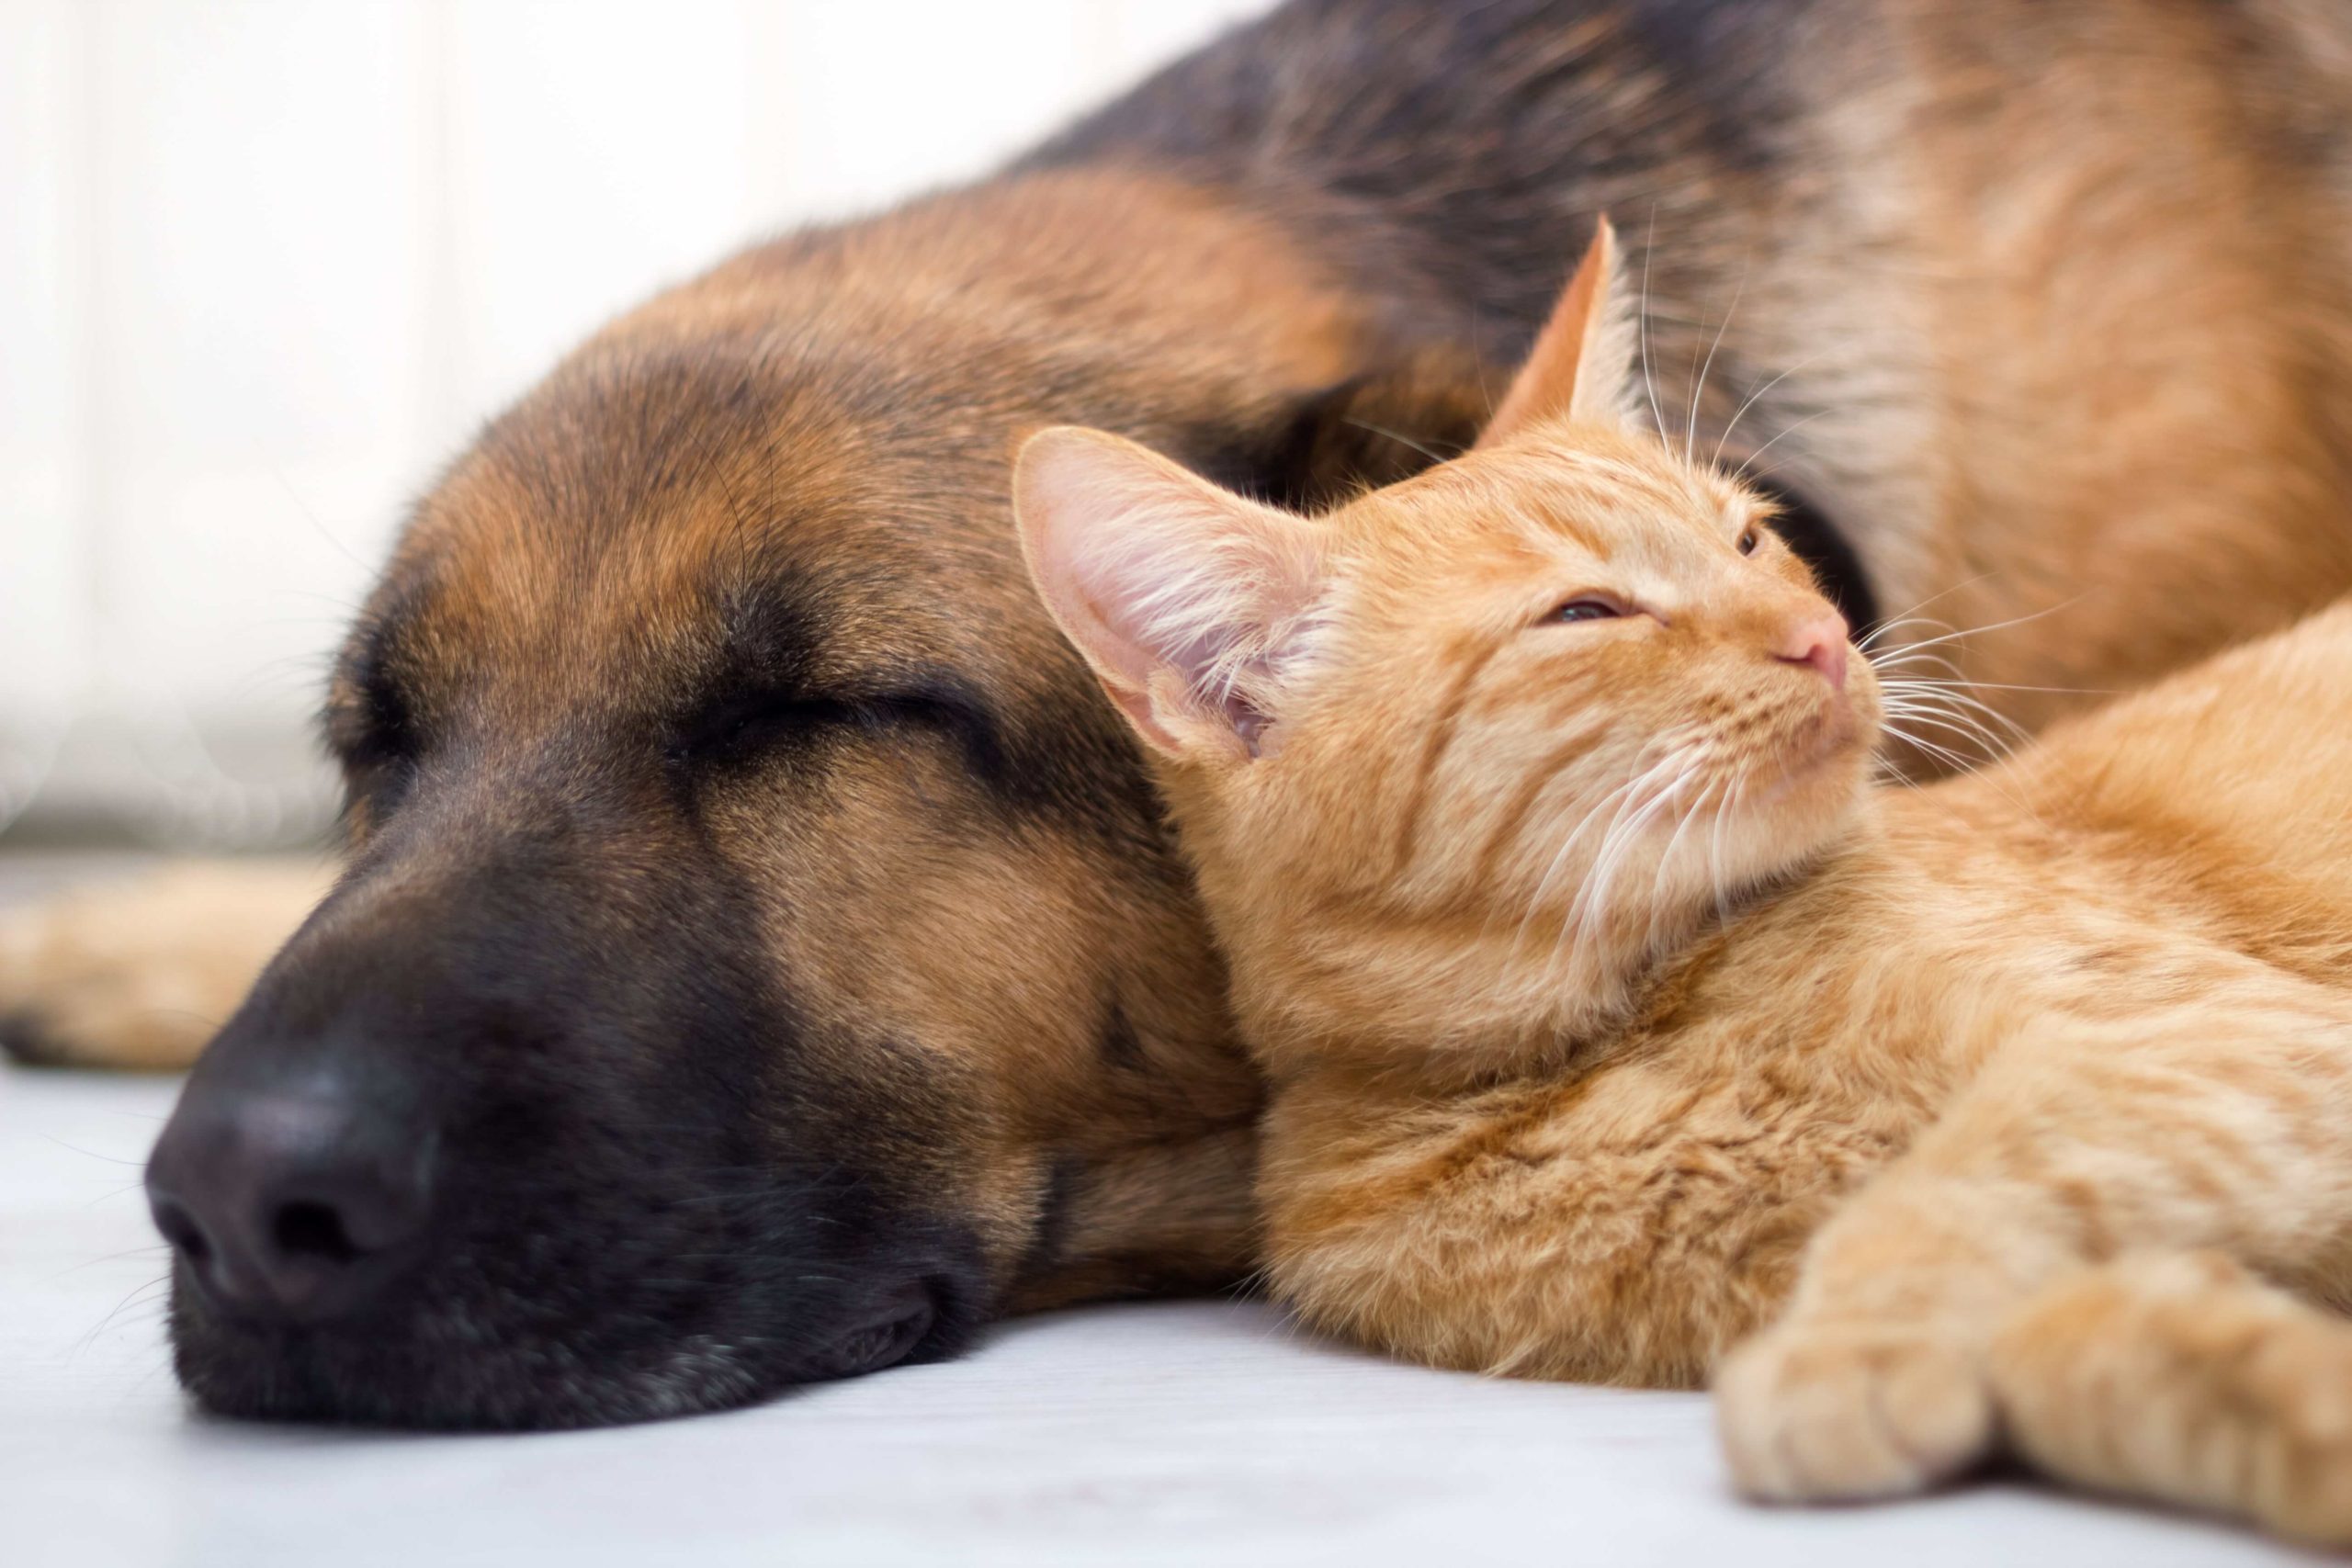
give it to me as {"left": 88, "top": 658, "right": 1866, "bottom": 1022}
{"left": 1015, "top": 427, "right": 1326, "bottom": 764}
{"left": 1170, "top": 343, "right": 1487, "bottom": 514}
{"left": 1237, "top": 347, "right": 1489, "bottom": 509}
{"left": 1478, "top": 216, "right": 1642, "bottom": 447}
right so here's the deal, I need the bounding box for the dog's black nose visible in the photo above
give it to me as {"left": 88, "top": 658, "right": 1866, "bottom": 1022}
{"left": 146, "top": 1077, "right": 435, "bottom": 1324}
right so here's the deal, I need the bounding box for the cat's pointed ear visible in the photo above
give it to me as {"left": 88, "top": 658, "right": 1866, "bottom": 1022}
{"left": 1477, "top": 216, "right": 1643, "bottom": 447}
{"left": 1016, "top": 427, "right": 1326, "bottom": 763}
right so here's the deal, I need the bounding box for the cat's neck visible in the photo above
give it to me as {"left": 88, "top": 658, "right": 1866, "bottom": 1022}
{"left": 1608, "top": 812, "right": 1889, "bottom": 1024}
{"left": 1225, "top": 800, "right": 1893, "bottom": 1089}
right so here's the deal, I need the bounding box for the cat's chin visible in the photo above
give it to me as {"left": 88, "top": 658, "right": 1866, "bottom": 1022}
{"left": 1744, "top": 712, "right": 1874, "bottom": 838}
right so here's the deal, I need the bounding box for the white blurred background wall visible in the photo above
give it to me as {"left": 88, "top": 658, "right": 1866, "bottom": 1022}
{"left": 0, "top": 0, "right": 1267, "bottom": 848}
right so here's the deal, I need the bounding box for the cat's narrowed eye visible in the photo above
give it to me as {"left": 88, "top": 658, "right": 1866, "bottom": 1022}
{"left": 1737, "top": 526, "right": 1761, "bottom": 556}
{"left": 1551, "top": 598, "right": 1623, "bottom": 626}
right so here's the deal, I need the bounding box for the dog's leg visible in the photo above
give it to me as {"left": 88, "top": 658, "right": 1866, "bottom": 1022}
{"left": 0, "top": 859, "right": 330, "bottom": 1069}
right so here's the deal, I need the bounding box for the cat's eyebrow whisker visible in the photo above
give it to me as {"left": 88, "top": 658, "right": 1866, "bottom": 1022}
{"left": 1340, "top": 416, "right": 1453, "bottom": 467}
{"left": 1639, "top": 209, "right": 1670, "bottom": 441}
{"left": 1711, "top": 348, "right": 1832, "bottom": 471}
{"left": 1685, "top": 261, "right": 1747, "bottom": 470}
{"left": 1731, "top": 411, "right": 1830, "bottom": 487}
{"left": 1851, "top": 575, "right": 2000, "bottom": 649}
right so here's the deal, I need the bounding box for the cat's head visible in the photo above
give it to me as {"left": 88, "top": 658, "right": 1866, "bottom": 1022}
{"left": 1013, "top": 221, "right": 1880, "bottom": 1070}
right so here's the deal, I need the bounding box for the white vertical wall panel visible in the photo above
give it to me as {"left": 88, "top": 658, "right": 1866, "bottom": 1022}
{"left": 88, "top": 2, "right": 431, "bottom": 707}
{"left": 438, "top": 0, "right": 761, "bottom": 426}
{"left": 759, "top": 0, "right": 1100, "bottom": 224}
{"left": 0, "top": 1, "right": 91, "bottom": 820}
{"left": 0, "top": 0, "right": 1270, "bottom": 845}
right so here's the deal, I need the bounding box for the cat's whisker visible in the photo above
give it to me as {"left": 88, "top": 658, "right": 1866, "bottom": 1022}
{"left": 1850, "top": 575, "right": 2000, "bottom": 649}
{"left": 1878, "top": 694, "right": 2010, "bottom": 759}
{"left": 1878, "top": 680, "right": 2007, "bottom": 723}
{"left": 1856, "top": 615, "right": 1961, "bottom": 653}
{"left": 1876, "top": 716, "right": 2044, "bottom": 826}
{"left": 1858, "top": 647, "right": 1969, "bottom": 682}
{"left": 1880, "top": 703, "right": 2012, "bottom": 767}
{"left": 1708, "top": 772, "right": 1748, "bottom": 927}
{"left": 1596, "top": 764, "right": 1700, "bottom": 941}
{"left": 1558, "top": 762, "right": 1660, "bottom": 962}
{"left": 1731, "top": 411, "right": 1830, "bottom": 487}
{"left": 1873, "top": 597, "right": 2086, "bottom": 660}
{"left": 1890, "top": 682, "right": 2036, "bottom": 750}
{"left": 1711, "top": 348, "right": 1832, "bottom": 471}
{"left": 1554, "top": 758, "right": 1666, "bottom": 972}
{"left": 1565, "top": 745, "right": 1700, "bottom": 976}
{"left": 1341, "top": 416, "right": 1453, "bottom": 467}
{"left": 1639, "top": 209, "right": 1669, "bottom": 440}
{"left": 1646, "top": 769, "right": 1723, "bottom": 948}
{"left": 1880, "top": 674, "right": 2109, "bottom": 697}
{"left": 1685, "top": 262, "right": 1747, "bottom": 470}
{"left": 1876, "top": 716, "right": 2051, "bottom": 829}
{"left": 1875, "top": 719, "right": 1981, "bottom": 777}
{"left": 1502, "top": 768, "right": 1644, "bottom": 964}
{"left": 1879, "top": 678, "right": 2034, "bottom": 760}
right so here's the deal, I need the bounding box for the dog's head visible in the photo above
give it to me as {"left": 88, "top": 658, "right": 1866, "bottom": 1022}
{"left": 144, "top": 174, "right": 1479, "bottom": 1427}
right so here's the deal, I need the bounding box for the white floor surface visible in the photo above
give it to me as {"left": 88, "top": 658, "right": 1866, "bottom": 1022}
{"left": 1, "top": 1066, "right": 2327, "bottom": 1568}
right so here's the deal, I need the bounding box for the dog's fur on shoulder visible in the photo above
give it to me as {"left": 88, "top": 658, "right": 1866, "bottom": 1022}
{"left": 7, "top": 0, "right": 2352, "bottom": 1427}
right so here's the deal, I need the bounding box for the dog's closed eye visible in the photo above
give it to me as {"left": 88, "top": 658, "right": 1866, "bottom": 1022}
{"left": 667, "top": 687, "right": 859, "bottom": 771}
{"left": 324, "top": 647, "right": 424, "bottom": 821}
{"left": 666, "top": 682, "right": 1005, "bottom": 786}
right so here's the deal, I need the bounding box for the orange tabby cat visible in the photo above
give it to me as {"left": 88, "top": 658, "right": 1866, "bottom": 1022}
{"left": 1012, "top": 220, "right": 2352, "bottom": 1545}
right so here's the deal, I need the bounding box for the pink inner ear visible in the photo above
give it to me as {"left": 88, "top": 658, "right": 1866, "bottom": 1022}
{"left": 1016, "top": 424, "right": 1320, "bottom": 760}
{"left": 1223, "top": 689, "right": 1270, "bottom": 755}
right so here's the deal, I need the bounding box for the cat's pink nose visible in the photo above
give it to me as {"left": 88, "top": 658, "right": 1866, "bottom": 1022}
{"left": 1773, "top": 613, "right": 1849, "bottom": 690}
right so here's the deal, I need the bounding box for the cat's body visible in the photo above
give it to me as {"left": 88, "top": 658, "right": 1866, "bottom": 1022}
{"left": 1016, "top": 224, "right": 2352, "bottom": 1542}
{"left": 1264, "top": 600, "right": 2352, "bottom": 1386}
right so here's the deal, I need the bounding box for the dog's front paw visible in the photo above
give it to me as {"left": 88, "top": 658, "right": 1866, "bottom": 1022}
{"left": 0, "top": 859, "right": 327, "bottom": 1070}
{"left": 1715, "top": 1319, "right": 1995, "bottom": 1503}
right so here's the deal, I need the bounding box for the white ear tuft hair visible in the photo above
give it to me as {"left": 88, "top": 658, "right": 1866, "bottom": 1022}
{"left": 1014, "top": 427, "right": 1327, "bottom": 760}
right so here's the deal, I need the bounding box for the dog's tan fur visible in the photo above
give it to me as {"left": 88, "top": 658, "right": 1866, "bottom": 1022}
{"left": 0, "top": 861, "right": 332, "bottom": 1070}
{"left": 1016, "top": 223, "right": 2352, "bottom": 1543}
{"left": 7, "top": 0, "right": 2352, "bottom": 1427}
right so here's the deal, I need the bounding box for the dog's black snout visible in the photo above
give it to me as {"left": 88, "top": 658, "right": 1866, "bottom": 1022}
{"left": 146, "top": 1079, "right": 435, "bottom": 1325}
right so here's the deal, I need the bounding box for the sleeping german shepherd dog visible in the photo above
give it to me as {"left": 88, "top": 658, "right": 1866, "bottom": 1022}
{"left": 7, "top": 0, "right": 2352, "bottom": 1429}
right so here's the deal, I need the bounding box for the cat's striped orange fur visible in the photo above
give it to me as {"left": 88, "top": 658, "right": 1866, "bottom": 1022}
{"left": 1013, "top": 221, "right": 2352, "bottom": 1544}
